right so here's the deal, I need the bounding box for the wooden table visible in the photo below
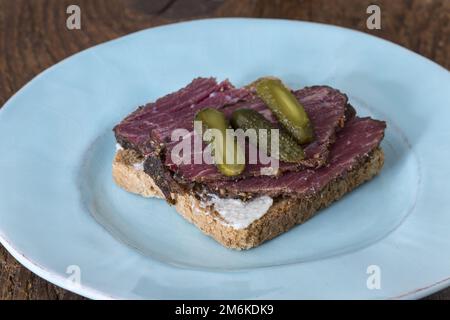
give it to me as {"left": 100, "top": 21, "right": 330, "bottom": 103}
{"left": 0, "top": 0, "right": 449, "bottom": 300}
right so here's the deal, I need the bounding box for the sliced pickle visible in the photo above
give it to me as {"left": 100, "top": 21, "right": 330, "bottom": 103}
{"left": 255, "top": 78, "right": 313, "bottom": 144}
{"left": 230, "top": 108, "right": 304, "bottom": 163}
{"left": 194, "top": 108, "right": 245, "bottom": 176}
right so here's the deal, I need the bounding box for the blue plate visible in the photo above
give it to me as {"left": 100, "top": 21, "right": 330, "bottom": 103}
{"left": 1, "top": 18, "right": 449, "bottom": 299}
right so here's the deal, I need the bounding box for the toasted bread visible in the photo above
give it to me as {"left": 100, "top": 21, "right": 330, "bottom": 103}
{"left": 112, "top": 148, "right": 384, "bottom": 250}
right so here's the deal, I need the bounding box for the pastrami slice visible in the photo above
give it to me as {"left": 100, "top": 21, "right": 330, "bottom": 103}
{"left": 206, "top": 117, "right": 386, "bottom": 197}
{"left": 114, "top": 78, "right": 353, "bottom": 184}
{"left": 167, "top": 85, "right": 349, "bottom": 182}
{"left": 114, "top": 77, "right": 249, "bottom": 155}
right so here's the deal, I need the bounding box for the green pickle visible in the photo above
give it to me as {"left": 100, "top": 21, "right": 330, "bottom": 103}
{"left": 194, "top": 108, "right": 245, "bottom": 176}
{"left": 255, "top": 78, "right": 313, "bottom": 144}
{"left": 230, "top": 108, "right": 304, "bottom": 163}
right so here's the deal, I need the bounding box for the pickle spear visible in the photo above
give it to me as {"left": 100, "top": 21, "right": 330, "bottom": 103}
{"left": 230, "top": 108, "right": 304, "bottom": 163}
{"left": 194, "top": 108, "right": 245, "bottom": 177}
{"left": 255, "top": 78, "right": 314, "bottom": 144}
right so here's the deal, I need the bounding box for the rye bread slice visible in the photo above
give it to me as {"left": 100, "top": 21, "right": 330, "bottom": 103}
{"left": 113, "top": 147, "right": 384, "bottom": 250}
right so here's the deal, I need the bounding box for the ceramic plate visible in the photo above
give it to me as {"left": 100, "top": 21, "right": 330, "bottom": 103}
{"left": 1, "top": 19, "right": 449, "bottom": 299}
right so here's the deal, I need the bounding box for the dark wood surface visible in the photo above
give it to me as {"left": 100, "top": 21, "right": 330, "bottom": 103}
{"left": 0, "top": 0, "right": 449, "bottom": 300}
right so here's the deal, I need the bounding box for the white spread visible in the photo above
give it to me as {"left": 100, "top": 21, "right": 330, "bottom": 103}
{"left": 206, "top": 195, "right": 273, "bottom": 229}
{"left": 133, "top": 161, "right": 144, "bottom": 171}
{"left": 115, "top": 143, "right": 124, "bottom": 151}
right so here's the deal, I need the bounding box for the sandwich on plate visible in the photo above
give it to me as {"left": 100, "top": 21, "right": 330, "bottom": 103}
{"left": 113, "top": 77, "right": 386, "bottom": 249}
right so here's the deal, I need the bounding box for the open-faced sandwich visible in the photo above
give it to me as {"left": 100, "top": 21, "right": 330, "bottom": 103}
{"left": 113, "top": 77, "right": 386, "bottom": 249}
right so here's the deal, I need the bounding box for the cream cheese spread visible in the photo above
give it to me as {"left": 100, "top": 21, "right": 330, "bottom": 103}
{"left": 206, "top": 195, "right": 273, "bottom": 229}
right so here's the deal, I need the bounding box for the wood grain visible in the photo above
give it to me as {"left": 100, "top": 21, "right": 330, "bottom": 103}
{"left": 0, "top": 0, "right": 449, "bottom": 300}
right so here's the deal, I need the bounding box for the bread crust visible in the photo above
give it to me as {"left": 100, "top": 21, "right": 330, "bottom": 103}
{"left": 113, "top": 149, "right": 165, "bottom": 198}
{"left": 112, "top": 148, "right": 384, "bottom": 250}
